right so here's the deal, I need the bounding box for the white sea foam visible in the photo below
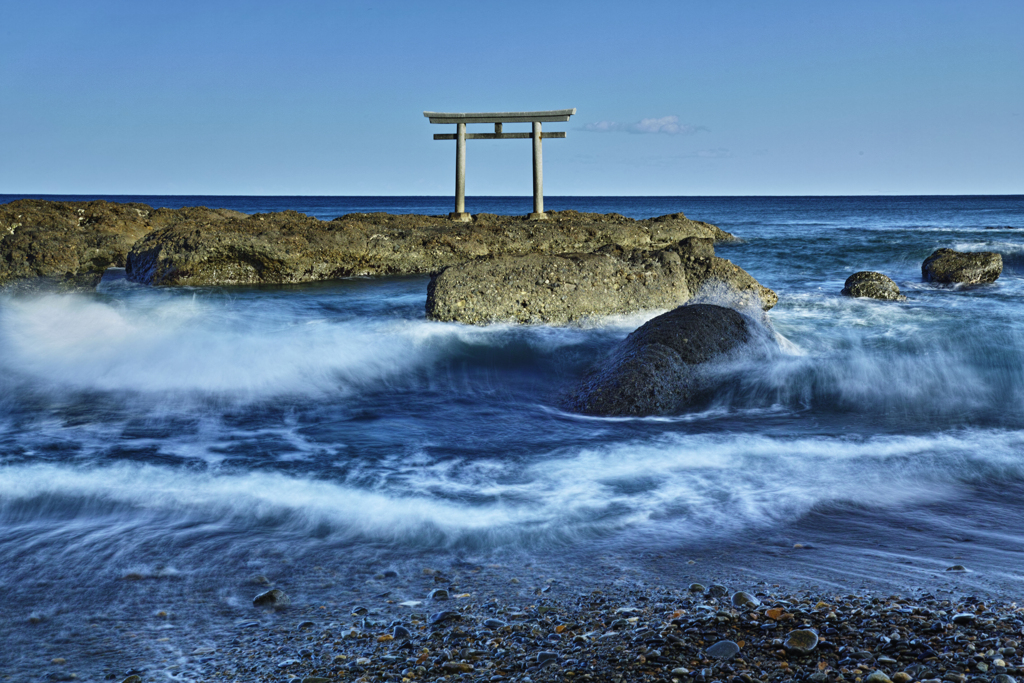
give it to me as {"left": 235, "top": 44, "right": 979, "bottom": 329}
{"left": 4, "top": 428, "right": 1022, "bottom": 553}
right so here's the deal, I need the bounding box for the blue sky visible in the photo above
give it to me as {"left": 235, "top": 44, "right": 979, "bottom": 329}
{"left": 2, "top": 0, "right": 1021, "bottom": 196}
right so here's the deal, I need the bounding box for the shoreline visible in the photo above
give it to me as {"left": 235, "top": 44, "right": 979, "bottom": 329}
{"left": 11, "top": 546, "right": 1024, "bottom": 683}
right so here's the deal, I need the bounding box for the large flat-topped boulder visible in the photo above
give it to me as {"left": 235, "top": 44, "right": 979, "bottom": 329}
{"left": 0, "top": 199, "right": 244, "bottom": 290}
{"left": 125, "top": 209, "right": 736, "bottom": 286}
{"left": 922, "top": 248, "right": 1002, "bottom": 284}
{"left": 426, "top": 237, "right": 776, "bottom": 325}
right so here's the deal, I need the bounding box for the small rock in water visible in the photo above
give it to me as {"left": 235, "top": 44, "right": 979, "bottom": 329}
{"left": 252, "top": 588, "right": 289, "bottom": 608}
{"left": 688, "top": 583, "right": 706, "bottom": 593}
{"left": 706, "top": 639, "right": 740, "bottom": 660}
{"left": 428, "top": 610, "right": 461, "bottom": 625}
{"left": 429, "top": 588, "right": 449, "bottom": 601}
{"left": 865, "top": 672, "right": 893, "bottom": 683}
{"left": 891, "top": 673, "right": 913, "bottom": 683}
{"left": 841, "top": 271, "right": 907, "bottom": 302}
{"left": 483, "top": 618, "right": 507, "bottom": 629}
{"left": 442, "top": 661, "right": 474, "bottom": 672}
{"left": 249, "top": 574, "right": 270, "bottom": 585}
{"left": 382, "top": 569, "right": 398, "bottom": 578}
{"left": 946, "top": 565, "right": 967, "bottom": 571}
{"left": 731, "top": 591, "right": 761, "bottom": 608}
{"left": 708, "top": 584, "right": 728, "bottom": 597}
{"left": 993, "top": 675, "right": 1017, "bottom": 683}
{"left": 952, "top": 612, "right": 976, "bottom": 624}
{"left": 392, "top": 625, "right": 411, "bottom": 639}
{"left": 300, "top": 677, "right": 331, "bottom": 683}
{"left": 121, "top": 677, "right": 142, "bottom": 683}
{"left": 296, "top": 621, "right": 315, "bottom": 630}
{"left": 672, "top": 667, "right": 691, "bottom": 676}
{"left": 351, "top": 605, "right": 368, "bottom": 615}
{"left": 784, "top": 629, "right": 820, "bottom": 654}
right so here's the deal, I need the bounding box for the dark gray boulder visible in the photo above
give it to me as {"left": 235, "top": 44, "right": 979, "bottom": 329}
{"left": 563, "top": 304, "right": 757, "bottom": 416}
{"left": 922, "top": 248, "right": 1002, "bottom": 284}
{"left": 841, "top": 271, "right": 907, "bottom": 301}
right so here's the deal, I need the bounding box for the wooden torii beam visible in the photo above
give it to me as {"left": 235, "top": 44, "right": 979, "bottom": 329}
{"left": 424, "top": 109, "right": 576, "bottom": 221}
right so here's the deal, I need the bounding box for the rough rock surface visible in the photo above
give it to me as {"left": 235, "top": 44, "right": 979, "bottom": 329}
{"left": 841, "top": 271, "right": 907, "bottom": 301}
{"left": 563, "top": 303, "right": 756, "bottom": 416}
{"left": 0, "top": 200, "right": 244, "bottom": 290}
{"left": 125, "top": 210, "right": 736, "bottom": 286}
{"left": 922, "top": 248, "right": 1002, "bottom": 284}
{"left": 426, "top": 237, "right": 776, "bottom": 325}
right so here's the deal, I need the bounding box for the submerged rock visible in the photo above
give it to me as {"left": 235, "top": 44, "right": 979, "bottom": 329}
{"left": 426, "top": 237, "right": 775, "bottom": 325}
{"left": 841, "top": 271, "right": 907, "bottom": 301}
{"left": 253, "top": 588, "right": 290, "bottom": 609}
{"left": 563, "top": 303, "right": 767, "bottom": 416}
{"left": 922, "top": 248, "right": 1002, "bottom": 284}
{"left": 125, "top": 209, "right": 735, "bottom": 287}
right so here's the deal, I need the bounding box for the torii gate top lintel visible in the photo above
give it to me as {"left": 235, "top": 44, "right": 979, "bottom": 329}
{"left": 425, "top": 108, "right": 576, "bottom": 221}
{"left": 424, "top": 109, "right": 576, "bottom": 124}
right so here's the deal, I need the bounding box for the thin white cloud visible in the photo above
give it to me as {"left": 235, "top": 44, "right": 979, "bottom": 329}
{"left": 580, "top": 116, "right": 708, "bottom": 135}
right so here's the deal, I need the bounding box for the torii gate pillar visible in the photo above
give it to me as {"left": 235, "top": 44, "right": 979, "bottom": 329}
{"left": 424, "top": 109, "right": 576, "bottom": 221}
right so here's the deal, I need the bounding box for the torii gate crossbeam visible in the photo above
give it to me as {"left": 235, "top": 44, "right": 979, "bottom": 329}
{"left": 424, "top": 109, "right": 576, "bottom": 221}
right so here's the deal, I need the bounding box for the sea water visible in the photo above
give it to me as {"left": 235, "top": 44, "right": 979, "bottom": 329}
{"left": 2, "top": 195, "right": 1024, "bottom": 676}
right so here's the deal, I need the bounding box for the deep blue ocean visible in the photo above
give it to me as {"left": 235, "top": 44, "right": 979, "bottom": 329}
{"left": 3, "top": 194, "right": 1024, "bottom": 679}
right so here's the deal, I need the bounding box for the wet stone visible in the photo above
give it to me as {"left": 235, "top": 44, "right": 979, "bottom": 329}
{"left": 689, "top": 583, "right": 706, "bottom": 593}
{"left": 865, "top": 672, "right": 893, "bottom": 683}
{"left": 784, "top": 629, "right": 820, "bottom": 654}
{"left": 253, "top": 588, "right": 289, "bottom": 608}
{"left": 428, "top": 610, "right": 461, "bottom": 625}
{"left": 430, "top": 588, "right": 450, "bottom": 601}
{"left": 946, "top": 565, "right": 967, "bottom": 572}
{"left": 953, "top": 613, "right": 976, "bottom": 624}
{"left": 483, "top": 619, "right": 507, "bottom": 629}
{"left": 537, "top": 651, "right": 559, "bottom": 665}
{"left": 393, "top": 625, "right": 411, "bottom": 639}
{"left": 706, "top": 639, "right": 741, "bottom": 660}
{"left": 708, "top": 584, "right": 729, "bottom": 597}
{"left": 732, "top": 591, "right": 761, "bottom": 608}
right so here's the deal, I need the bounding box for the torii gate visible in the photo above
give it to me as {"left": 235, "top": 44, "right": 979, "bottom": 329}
{"left": 424, "top": 109, "right": 576, "bottom": 221}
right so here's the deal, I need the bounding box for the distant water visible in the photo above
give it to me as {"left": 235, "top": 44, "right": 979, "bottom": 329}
{"left": 3, "top": 194, "right": 1024, "bottom": 677}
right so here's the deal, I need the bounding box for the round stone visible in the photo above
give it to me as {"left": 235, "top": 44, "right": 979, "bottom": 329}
{"left": 688, "top": 583, "right": 706, "bottom": 593}
{"left": 731, "top": 591, "right": 761, "bottom": 608}
{"left": 952, "top": 613, "right": 975, "bottom": 625}
{"left": 865, "top": 672, "right": 893, "bottom": 683}
{"left": 784, "top": 629, "right": 820, "bottom": 654}
{"left": 707, "top": 584, "right": 728, "bottom": 597}
{"left": 429, "top": 588, "right": 449, "bottom": 601}
{"left": 706, "top": 639, "right": 740, "bottom": 660}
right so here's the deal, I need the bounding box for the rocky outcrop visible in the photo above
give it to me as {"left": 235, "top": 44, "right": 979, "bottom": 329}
{"left": 841, "top": 271, "right": 907, "bottom": 301}
{"left": 426, "top": 237, "right": 775, "bottom": 324}
{"left": 922, "top": 248, "right": 1002, "bottom": 284}
{"left": 563, "top": 303, "right": 760, "bottom": 416}
{"left": 125, "top": 210, "right": 736, "bottom": 287}
{"left": 0, "top": 200, "right": 244, "bottom": 290}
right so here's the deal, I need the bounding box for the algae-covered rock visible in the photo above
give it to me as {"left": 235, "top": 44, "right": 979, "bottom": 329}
{"left": 922, "top": 248, "right": 1002, "bottom": 284}
{"left": 426, "top": 236, "right": 775, "bottom": 325}
{"left": 841, "top": 271, "right": 907, "bottom": 301}
{"left": 0, "top": 199, "right": 245, "bottom": 290}
{"left": 125, "top": 210, "right": 736, "bottom": 286}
